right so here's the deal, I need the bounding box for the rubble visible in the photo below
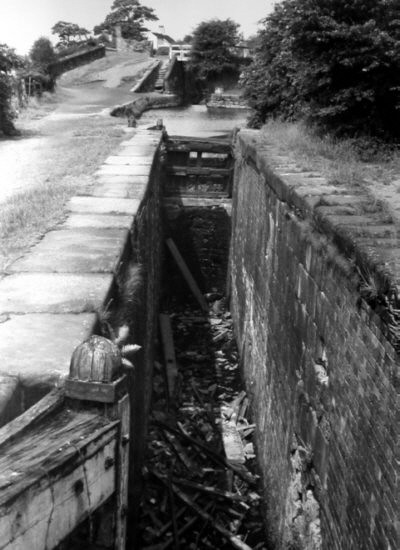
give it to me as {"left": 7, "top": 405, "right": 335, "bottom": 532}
{"left": 138, "top": 296, "right": 267, "bottom": 549}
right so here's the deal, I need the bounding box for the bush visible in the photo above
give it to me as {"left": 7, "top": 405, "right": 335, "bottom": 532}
{"left": 243, "top": 0, "right": 400, "bottom": 139}
{"left": 189, "top": 19, "right": 242, "bottom": 91}
{"left": 0, "top": 43, "right": 23, "bottom": 135}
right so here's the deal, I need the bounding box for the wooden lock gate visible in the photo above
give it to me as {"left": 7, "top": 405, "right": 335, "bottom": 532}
{"left": 0, "top": 335, "right": 131, "bottom": 550}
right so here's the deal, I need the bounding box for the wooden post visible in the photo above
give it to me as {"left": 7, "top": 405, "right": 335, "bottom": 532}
{"left": 159, "top": 314, "right": 178, "bottom": 404}
{"left": 67, "top": 335, "right": 130, "bottom": 550}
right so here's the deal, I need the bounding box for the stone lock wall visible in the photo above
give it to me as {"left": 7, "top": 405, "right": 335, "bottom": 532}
{"left": 229, "top": 130, "right": 399, "bottom": 549}
{"left": 164, "top": 203, "right": 231, "bottom": 296}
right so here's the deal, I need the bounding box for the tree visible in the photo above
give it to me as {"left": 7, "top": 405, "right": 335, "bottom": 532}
{"left": 0, "top": 43, "right": 24, "bottom": 135}
{"left": 242, "top": 0, "right": 400, "bottom": 138}
{"left": 189, "top": 19, "right": 241, "bottom": 88}
{"left": 52, "top": 21, "right": 90, "bottom": 48}
{"left": 93, "top": 0, "right": 158, "bottom": 40}
{"left": 30, "top": 37, "right": 57, "bottom": 71}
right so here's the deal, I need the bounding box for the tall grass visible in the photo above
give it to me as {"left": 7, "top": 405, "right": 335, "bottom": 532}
{"left": 0, "top": 180, "right": 75, "bottom": 271}
{"left": 0, "top": 117, "right": 128, "bottom": 272}
{"left": 260, "top": 120, "right": 400, "bottom": 188}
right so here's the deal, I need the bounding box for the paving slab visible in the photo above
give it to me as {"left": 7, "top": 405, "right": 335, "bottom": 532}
{"left": 116, "top": 146, "right": 158, "bottom": 156}
{"left": 95, "top": 175, "right": 149, "bottom": 186}
{"left": 125, "top": 133, "right": 160, "bottom": 142}
{"left": 62, "top": 213, "right": 133, "bottom": 229}
{"left": 0, "top": 273, "right": 113, "bottom": 314}
{"left": 105, "top": 155, "right": 153, "bottom": 166}
{"left": 82, "top": 184, "right": 147, "bottom": 199}
{"left": 66, "top": 196, "right": 141, "bottom": 216}
{"left": 9, "top": 228, "right": 128, "bottom": 274}
{"left": 0, "top": 313, "right": 96, "bottom": 388}
{"left": 96, "top": 164, "right": 152, "bottom": 177}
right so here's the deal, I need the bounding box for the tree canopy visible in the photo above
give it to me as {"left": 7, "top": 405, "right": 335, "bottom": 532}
{"left": 189, "top": 19, "right": 241, "bottom": 86}
{"left": 52, "top": 21, "right": 90, "bottom": 48}
{"left": 30, "top": 37, "right": 57, "bottom": 72}
{"left": 93, "top": 0, "right": 158, "bottom": 40}
{"left": 242, "top": 0, "right": 400, "bottom": 139}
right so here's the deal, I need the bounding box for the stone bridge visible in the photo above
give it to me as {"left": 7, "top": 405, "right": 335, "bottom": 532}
{"left": 0, "top": 128, "right": 398, "bottom": 549}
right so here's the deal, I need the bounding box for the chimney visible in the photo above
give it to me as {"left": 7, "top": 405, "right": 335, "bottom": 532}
{"left": 158, "top": 25, "right": 166, "bottom": 35}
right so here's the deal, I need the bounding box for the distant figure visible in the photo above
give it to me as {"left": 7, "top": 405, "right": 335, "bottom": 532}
{"left": 127, "top": 113, "right": 137, "bottom": 127}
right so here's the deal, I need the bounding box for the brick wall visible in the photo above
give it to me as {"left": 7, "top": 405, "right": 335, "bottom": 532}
{"left": 164, "top": 204, "right": 231, "bottom": 295}
{"left": 229, "top": 130, "right": 399, "bottom": 549}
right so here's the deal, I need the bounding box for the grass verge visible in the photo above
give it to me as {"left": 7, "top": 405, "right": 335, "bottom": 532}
{"left": 0, "top": 116, "right": 129, "bottom": 272}
{"left": 0, "top": 180, "right": 75, "bottom": 271}
{"left": 260, "top": 120, "right": 400, "bottom": 189}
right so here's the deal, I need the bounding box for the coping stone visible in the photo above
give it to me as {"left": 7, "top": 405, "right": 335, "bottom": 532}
{"left": 104, "top": 156, "right": 153, "bottom": 166}
{"left": 116, "top": 146, "right": 157, "bottom": 156}
{"left": 96, "top": 164, "right": 152, "bottom": 177}
{"left": 66, "top": 196, "right": 141, "bottom": 216}
{"left": 0, "top": 273, "right": 113, "bottom": 314}
{"left": 95, "top": 175, "right": 149, "bottom": 186}
{"left": 62, "top": 213, "right": 133, "bottom": 229}
{"left": 9, "top": 228, "right": 128, "bottom": 274}
{"left": 0, "top": 313, "right": 96, "bottom": 388}
{"left": 82, "top": 184, "right": 147, "bottom": 200}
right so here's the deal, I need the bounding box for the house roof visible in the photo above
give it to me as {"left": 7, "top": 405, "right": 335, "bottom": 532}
{"left": 150, "top": 32, "right": 175, "bottom": 44}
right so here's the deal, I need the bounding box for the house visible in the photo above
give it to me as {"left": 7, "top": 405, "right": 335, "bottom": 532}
{"left": 145, "top": 26, "right": 175, "bottom": 52}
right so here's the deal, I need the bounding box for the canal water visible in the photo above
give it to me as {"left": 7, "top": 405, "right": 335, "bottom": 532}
{"left": 139, "top": 104, "right": 251, "bottom": 137}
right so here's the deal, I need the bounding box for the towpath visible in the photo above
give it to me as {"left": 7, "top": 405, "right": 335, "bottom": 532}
{"left": 0, "top": 51, "right": 153, "bottom": 204}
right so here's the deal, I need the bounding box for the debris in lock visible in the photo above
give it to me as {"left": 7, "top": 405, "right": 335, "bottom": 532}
{"left": 138, "top": 295, "right": 268, "bottom": 550}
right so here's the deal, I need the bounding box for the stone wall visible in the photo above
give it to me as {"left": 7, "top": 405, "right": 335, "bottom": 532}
{"left": 126, "top": 143, "right": 163, "bottom": 528}
{"left": 111, "top": 92, "right": 182, "bottom": 121}
{"left": 164, "top": 58, "right": 185, "bottom": 96}
{"left": 49, "top": 45, "right": 106, "bottom": 77}
{"left": 229, "top": 130, "right": 399, "bottom": 549}
{"left": 130, "top": 60, "right": 161, "bottom": 93}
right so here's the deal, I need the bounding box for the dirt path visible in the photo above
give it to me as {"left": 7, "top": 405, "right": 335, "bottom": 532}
{"left": 0, "top": 52, "right": 153, "bottom": 204}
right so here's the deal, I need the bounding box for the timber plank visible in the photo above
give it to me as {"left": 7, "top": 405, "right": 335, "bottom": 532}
{"left": 166, "top": 239, "right": 209, "bottom": 313}
{"left": 166, "top": 138, "right": 231, "bottom": 154}
{"left": 0, "top": 411, "right": 117, "bottom": 499}
{"left": 159, "top": 314, "right": 178, "bottom": 400}
{"left": 0, "top": 409, "right": 119, "bottom": 550}
{"left": 0, "top": 389, "right": 64, "bottom": 449}
{"left": 115, "top": 393, "right": 130, "bottom": 550}
{"left": 166, "top": 166, "right": 232, "bottom": 177}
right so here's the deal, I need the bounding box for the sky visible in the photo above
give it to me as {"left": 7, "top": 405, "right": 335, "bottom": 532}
{"left": 0, "top": 0, "right": 277, "bottom": 54}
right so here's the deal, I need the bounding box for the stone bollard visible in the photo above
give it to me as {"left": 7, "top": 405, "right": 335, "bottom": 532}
{"left": 66, "top": 335, "right": 130, "bottom": 550}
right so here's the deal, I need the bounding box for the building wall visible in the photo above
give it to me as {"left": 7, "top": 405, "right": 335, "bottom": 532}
{"left": 229, "top": 130, "right": 399, "bottom": 549}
